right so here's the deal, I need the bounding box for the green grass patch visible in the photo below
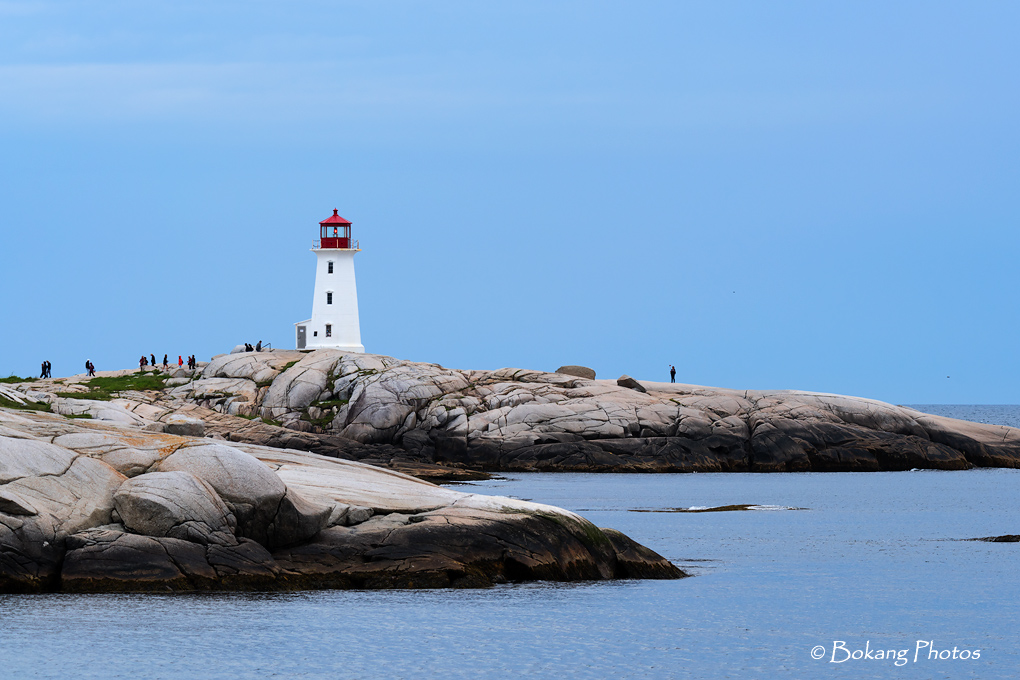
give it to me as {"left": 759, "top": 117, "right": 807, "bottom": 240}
{"left": 56, "top": 390, "right": 112, "bottom": 401}
{"left": 0, "top": 394, "right": 51, "bottom": 412}
{"left": 281, "top": 360, "right": 300, "bottom": 372}
{"left": 238, "top": 413, "right": 283, "bottom": 427}
{"left": 314, "top": 398, "right": 349, "bottom": 409}
{"left": 299, "top": 398, "right": 349, "bottom": 429}
{"left": 301, "top": 410, "right": 337, "bottom": 429}
{"left": 66, "top": 413, "right": 93, "bottom": 419}
{"left": 1, "top": 375, "right": 37, "bottom": 384}
{"left": 56, "top": 371, "right": 170, "bottom": 401}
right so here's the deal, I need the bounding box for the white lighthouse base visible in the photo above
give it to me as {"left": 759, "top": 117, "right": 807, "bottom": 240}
{"left": 294, "top": 319, "right": 365, "bottom": 352}
{"left": 296, "top": 248, "right": 365, "bottom": 353}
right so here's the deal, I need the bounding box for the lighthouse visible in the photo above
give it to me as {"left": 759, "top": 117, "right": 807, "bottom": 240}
{"left": 294, "top": 209, "right": 365, "bottom": 353}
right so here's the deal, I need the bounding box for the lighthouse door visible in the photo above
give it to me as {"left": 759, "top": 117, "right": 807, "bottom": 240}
{"left": 297, "top": 326, "right": 306, "bottom": 349}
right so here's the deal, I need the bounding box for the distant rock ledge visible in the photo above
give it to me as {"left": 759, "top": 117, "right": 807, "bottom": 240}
{"left": 181, "top": 350, "right": 1018, "bottom": 472}
{"left": 6, "top": 350, "right": 1020, "bottom": 475}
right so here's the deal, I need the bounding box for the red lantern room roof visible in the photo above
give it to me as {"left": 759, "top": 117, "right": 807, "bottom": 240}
{"left": 320, "top": 209, "right": 351, "bottom": 226}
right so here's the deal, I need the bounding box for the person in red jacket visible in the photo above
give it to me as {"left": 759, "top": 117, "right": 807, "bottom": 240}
{"left": 178, "top": 355, "right": 184, "bottom": 368}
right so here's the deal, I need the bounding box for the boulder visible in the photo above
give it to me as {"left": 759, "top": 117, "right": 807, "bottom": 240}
{"left": 113, "top": 471, "right": 237, "bottom": 546}
{"left": 164, "top": 415, "right": 205, "bottom": 437}
{"left": 156, "top": 443, "right": 320, "bottom": 549}
{"left": 556, "top": 365, "right": 596, "bottom": 380}
{"left": 616, "top": 375, "right": 647, "bottom": 393}
{"left": 203, "top": 351, "right": 305, "bottom": 386}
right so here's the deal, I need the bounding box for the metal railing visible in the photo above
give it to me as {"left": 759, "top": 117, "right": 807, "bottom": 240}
{"left": 312, "top": 240, "right": 360, "bottom": 250}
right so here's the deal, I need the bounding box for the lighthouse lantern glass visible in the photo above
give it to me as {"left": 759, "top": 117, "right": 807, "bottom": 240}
{"left": 320, "top": 223, "right": 351, "bottom": 248}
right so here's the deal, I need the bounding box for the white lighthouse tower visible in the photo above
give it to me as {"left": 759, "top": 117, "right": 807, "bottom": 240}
{"left": 294, "top": 209, "right": 365, "bottom": 353}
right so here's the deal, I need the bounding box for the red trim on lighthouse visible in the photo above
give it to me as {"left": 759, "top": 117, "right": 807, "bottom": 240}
{"left": 319, "top": 209, "right": 352, "bottom": 226}
{"left": 319, "top": 209, "right": 352, "bottom": 248}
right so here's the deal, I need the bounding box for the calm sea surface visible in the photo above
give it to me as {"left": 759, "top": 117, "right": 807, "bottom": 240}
{"left": 1, "top": 406, "right": 1018, "bottom": 679}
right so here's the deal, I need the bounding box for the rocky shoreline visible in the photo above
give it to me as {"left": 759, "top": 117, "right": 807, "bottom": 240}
{"left": 4, "top": 348, "right": 1018, "bottom": 592}
{"left": 187, "top": 350, "right": 1020, "bottom": 472}
{"left": 5, "top": 349, "right": 1020, "bottom": 476}
{"left": 0, "top": 406, "right": 681, "bottom": 593}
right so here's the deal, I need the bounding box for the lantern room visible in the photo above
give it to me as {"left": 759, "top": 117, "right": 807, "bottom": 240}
{"left": 318, "top": 209, "right": 352, "bottom": 249}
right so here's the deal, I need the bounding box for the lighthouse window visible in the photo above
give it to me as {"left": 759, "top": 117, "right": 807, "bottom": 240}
{"left": 327, "top": 261, "right": 334, "bottom": 274}
{"left": 325, "top": 324, "right": 332, "bottom": 337}
{"left": 326, "top": 292, "right": 333, "bottom": 305}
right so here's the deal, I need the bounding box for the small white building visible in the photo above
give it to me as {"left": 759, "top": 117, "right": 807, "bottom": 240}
{"left": 294, "top": 209, "right": 365, "bottom": 353}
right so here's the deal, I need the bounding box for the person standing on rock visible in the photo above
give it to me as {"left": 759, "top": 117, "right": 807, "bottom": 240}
{"left": 150, "top": 353, "right": 156, "bottom": 367}
{"left": 163, "top": 354, "right": 168, "bottom": 368}
{"left": 178, "top": 355, "right": 184, "bottom": 368}
{"left": 669, "top": 365, "right": 676, "bottom": 383}
{"left": 85, "top": 360, "right": 95, "bottom": 377}
{"left": 139, "top": 356, "right": 146, "bottom": 371}
{"left": 40, "top": 361, "right": 46, "bottom": 379}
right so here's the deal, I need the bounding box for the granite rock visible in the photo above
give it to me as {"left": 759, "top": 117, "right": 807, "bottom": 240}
{"left": 6, "top": 350, "right": 1020, "bottom": 473}
{"left": 556, "top": 365, "right": 596, "bottom": 380}
{"left": 1, "top": 407, "right": 677, "bottom": 592}
{"left": 616, "top": 375, "right": 647, "bottom": 393}
{"left": 113, "top": 471, "right": 237, "bottom": 546}
{"left": 164, "top": 415, "right": 205, "bottom": 437}
{"left": 158, "top": 352, "right": 1020, "bottom": 473}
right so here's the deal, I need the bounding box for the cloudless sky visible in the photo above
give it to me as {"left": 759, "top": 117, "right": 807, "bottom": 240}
{"left": 1, "top": 1, "right": 1018, "bottom": 403}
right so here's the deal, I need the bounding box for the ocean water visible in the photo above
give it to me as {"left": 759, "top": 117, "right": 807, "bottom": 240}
{"left": 905, "top": 404, "right": 1020, "bottom": 429}
{"left": 1, "top": 407, "right": 1018, "bottom": 680}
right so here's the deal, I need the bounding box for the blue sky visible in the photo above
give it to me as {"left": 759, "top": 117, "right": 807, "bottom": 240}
{"left": 1, "top": 1, "right": 1018, "bottom": 404}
